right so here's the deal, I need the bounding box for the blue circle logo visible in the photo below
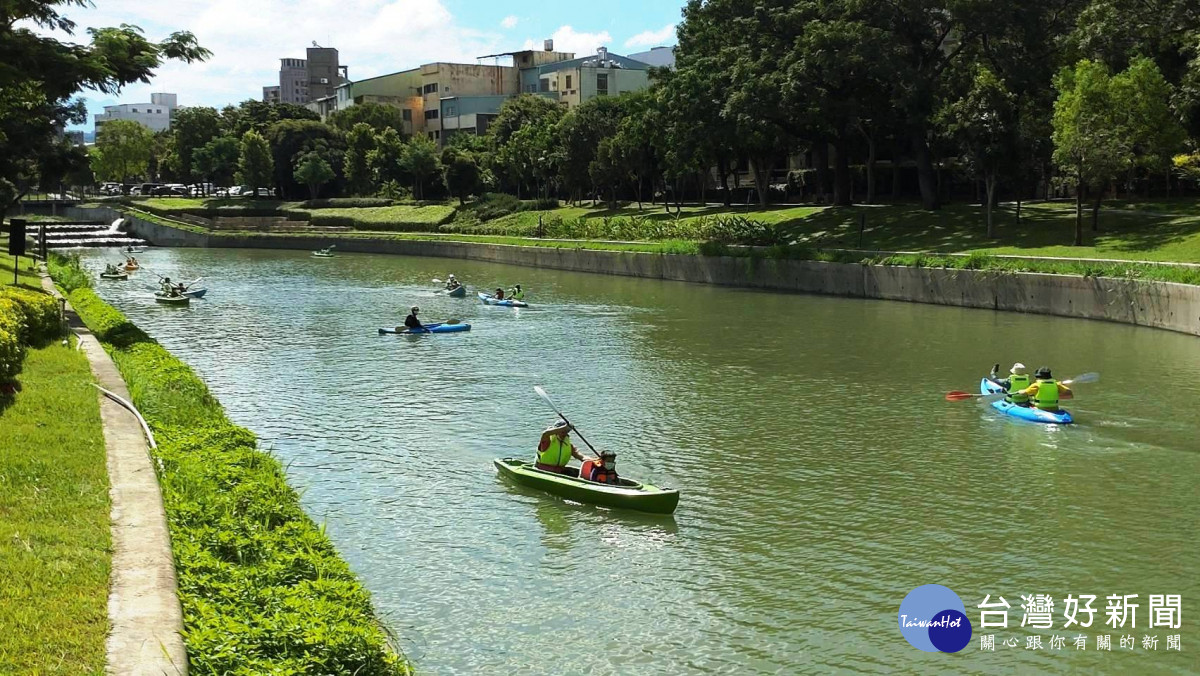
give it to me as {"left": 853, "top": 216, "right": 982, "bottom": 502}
{"left": 898, "top": 584, "right": 973, "bottom": 653}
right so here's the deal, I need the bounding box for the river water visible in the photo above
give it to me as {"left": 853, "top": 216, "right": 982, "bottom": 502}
{"left": 83, "top": 248, "right": 1200, "bottom": 674}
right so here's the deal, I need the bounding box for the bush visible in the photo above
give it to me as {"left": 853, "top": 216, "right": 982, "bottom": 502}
{"left": 0, "top": 300, "right": 26, "bottom": 382}
{"left": 471, "top": 192, "right": 522, "bottom": 222}
{"left": 48, "top": 252, "right": 93, "bottom": 293}
{"left": 0, "top": 287, "right": 61, "bottom": 344}
{"left": 298, "top": 197, "right": 394, "bottom": 209}
{"left": 57, "top": 286, "right": 408, "bottom": 674}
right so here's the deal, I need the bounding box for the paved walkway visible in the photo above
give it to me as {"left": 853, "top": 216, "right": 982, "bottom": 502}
{"left": 42, "top": 275, "right": 187, "bottom": 675}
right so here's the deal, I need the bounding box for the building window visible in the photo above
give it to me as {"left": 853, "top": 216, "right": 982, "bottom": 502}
{"left": 596, "top": 73, "right": 608, "bottom": 96}
{"left": 434, "top": 130, "right": 440, "bottom": 140}
{"left": 565, "top": 75, "right": 572, "bottom": 89}
{"left": 402, "top": 109, "right": 412, "bottom": 121}
{"left": 131, "top": 108, "right": 138, "bottom": 113}
{"left": 423, "top": 83, "right": 439, "bottom": 94}
{"left": 425, "top": 109, "right": 439, "bottom": 120}
{"left": 539, "top": 78, "right": 550, "bottom": 92}
{"left": 445, "top": 106, "right": 456, "bottom": 117}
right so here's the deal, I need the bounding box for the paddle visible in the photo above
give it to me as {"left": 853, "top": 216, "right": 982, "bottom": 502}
{"left": 947, "top": 372, "right": 1100, "bottom": 403}
{"left": 534, "top": 385, "right": 600, "bottom": 457}
{"left": 183, "top": 276, "right": 203, "bottom": 290}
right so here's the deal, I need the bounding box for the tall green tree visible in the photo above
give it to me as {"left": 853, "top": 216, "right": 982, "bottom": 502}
{"left": 170, "top": 106, "right": 222, "bottom": 183}
{"left": 1052, "top": 60, "right": 1130, "bottom": 243}
{"left": 94, "top": 120, "right": 154, "bottom": 184}
{"left": 1112, "top": 56, "right": 1187, "bottom": 185}
{"left": 329, "top": 103, "right": 407, "bottom": 135}
{"left": 293, "top": 152, "right": 335, "bottom": 200}
{"left": 442, "top": 148, "right": 480, "bottom": 205}
{"left": 943, "top": 67, "right": 1020, "bottom": 238}
{"left": 488, "top": 94, "right": 566, "bottom": 146}
{"left": 401, "top": 134, "right": 442, "bottom": 200}
{"left": 236, "top": 130, "right": 274, "bottom": 195}
{"left": 0, "top": 1, "right": 208, "bottom": 217}
{"left": 344, "top": 123, "right": 377, "bottom": 195}
{"left": 367, "top": 127, "right": 408, "bottom": 188}
{"left": 263, "top": 119, "right": 340, "bottom": 199}
{"left": 192, "top": 136, "right": 240, "bottom": 188}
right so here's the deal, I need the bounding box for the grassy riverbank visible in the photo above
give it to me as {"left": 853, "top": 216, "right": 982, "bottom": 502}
{"left": 0, "top": 343, "right": 110, "bottom": 675}
{"left": 51, "top": 259, "right": 410, "bottom": 674}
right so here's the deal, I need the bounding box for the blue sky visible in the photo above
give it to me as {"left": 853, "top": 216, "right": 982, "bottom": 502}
{"left": 46, "top": 0, "right": 683, "bottom": 129}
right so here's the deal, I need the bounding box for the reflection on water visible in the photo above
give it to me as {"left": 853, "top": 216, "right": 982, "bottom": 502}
{"left": 84, "top": 247, "right": 1200, "bottom": 675}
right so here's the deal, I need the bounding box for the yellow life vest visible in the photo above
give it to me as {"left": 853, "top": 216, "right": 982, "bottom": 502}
{"left": 538, "top": 435, "right": 573, "bottom": 467}
{"left": 1007, "top": 374, "right": 1031, "bottom": 393}
{"left": 1033, "top": 379, "right": 1059, "bottom": 410}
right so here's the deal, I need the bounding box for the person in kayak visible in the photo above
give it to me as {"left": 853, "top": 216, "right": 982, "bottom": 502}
{"left": 404, "top": 306, "right": 426, "bottom": 332}
{"left": 508, "top": 284, "right": 525, "bottom": 301}
{"left": 1013, "top": 367, "right": 1071, "bottom": 411}
{"left": 445, "top": 274, "right": 461, "bottom": 291}
{"left": 104, "top": 263, "right": 120, "bottom": 275}
{"left": 536, "top": 421, "right": 587, "bottom": 474}
{"left": 494, "top": 287, "right": 505, "bottom": 300}
{"left": 159, "top": 277, "right": 176, "bottom": 296}
{"left": 988, "top": 362, "right": 1032, "bottom": 405}
{"left": 580, "top": 450, "right": 619, "bottom": 484}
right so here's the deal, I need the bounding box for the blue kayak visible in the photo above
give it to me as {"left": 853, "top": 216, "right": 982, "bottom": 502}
{"left": 378, "top": 322, "right": 471, "bottom": 335}
{"left": 478, "top": 292, "right": 528, "bottom": 307}
{"left": 980, "top": 378, "right": 1073, "bottom": 424}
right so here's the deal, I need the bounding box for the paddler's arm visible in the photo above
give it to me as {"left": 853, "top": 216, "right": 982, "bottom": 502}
{"left": 1057, "top": 382, "right": 1072, "bottom": 395}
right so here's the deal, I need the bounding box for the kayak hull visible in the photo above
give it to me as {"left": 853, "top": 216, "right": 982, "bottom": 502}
{"left": 478, "top": 292, "right": 528, "bottom": 307}
{"left": 494, "top": 457, "right": 679, "bottom": 515}
{"left": 101, "top": 273, "right": 128, "bottom": 280}
{"left": 448, "top": 285, "right": 466, "bottom": 297}
{"left": 980, "top": 378, "right": 1073, "bottom": 424}
{"left": 182, "top": 288, "right": 207, "bottom": 299}
{"left": 154, "top": 294, "right": 190, "bottom": 305}
{"left": 312, "top": 252, "right": 334, "bottom": 258}
{"left": 378, "top": 322, "right": 471, "bottom": 335}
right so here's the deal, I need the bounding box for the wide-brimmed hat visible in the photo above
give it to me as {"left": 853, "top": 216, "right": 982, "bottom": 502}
{"left": 1010, "top": 363, "right": 1027, "bottom": 375}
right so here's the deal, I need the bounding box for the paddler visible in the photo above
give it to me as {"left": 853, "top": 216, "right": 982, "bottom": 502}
{"left": 159, "top": 276, "right": 174, "bottom": 295}
{"left": 1014, "top": 367, "right": 1071, "bottom": 412}
{"left": 580, "top": 450, "right": 619, "bottom": 484}
{"left": 988, "top": 362, "right": 1032, "bottom": 405}
{"left": 536, "top": 420, "right": 587, "bottom": 474}
{"left": 104, "top": 263, "right": 119, "bottom": 275}
{"left": 507, "top": 284, "right": 525, "bottom": 301}
{"left": 445, "top": 274, "right": 461, "bottom": 291}
{"left": 404, "top": 306, "right": 426, "bottom": 332}
{"left": 494, "top": 287, "right": 505, "bottom": 300}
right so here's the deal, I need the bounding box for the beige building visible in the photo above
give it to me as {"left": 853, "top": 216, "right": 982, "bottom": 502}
{"left": 418, "top": 62, "right": 521, "bottom": 142}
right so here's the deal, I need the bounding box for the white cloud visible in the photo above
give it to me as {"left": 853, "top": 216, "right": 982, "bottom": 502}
{"left": 39, "top": 0, "right": 511, "bottom": 124}
{"left": 523, "top": 25, "right": 612, "bottom": 57}
{"left": 501, "top": 15, "right": 518, "bottom": 29}
{"left": 624, "top": 23, "right": 676, "bottom": 49}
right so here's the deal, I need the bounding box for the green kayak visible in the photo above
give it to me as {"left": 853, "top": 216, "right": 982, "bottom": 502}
{"left": 494, "top": 457, "right": 679, "bottom": 514}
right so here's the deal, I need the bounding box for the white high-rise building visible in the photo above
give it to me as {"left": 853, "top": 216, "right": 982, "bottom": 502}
{"left": 93, "top": 93, "right": 179, "bottom": 135}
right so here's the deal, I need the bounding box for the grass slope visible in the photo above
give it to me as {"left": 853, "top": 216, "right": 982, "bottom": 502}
{"left": 0, "top": 343, "right": 109, "bottom": 675}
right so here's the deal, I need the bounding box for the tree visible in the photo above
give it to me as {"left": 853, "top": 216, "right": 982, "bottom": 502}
{"left": 170, "top": 106, "right": 222, "bottom": 183}
{"left": 1052, "top": 60, "right": 1130, "bottom": 244}
{"left": 263, "top": 119, "right": 340, "bottom": 198}
{"left": 367, "top": 127, "right": 407, "bottom": 189}
{"left": 488, "top": 94, "right": 565, "bottom": 146}
{"left": 1112, "top": 56, "right": 1186, "bottom": 189}
{"left": 442, "top": 148, "right": 480, "bottom": 205}
{"left": 0, "top": 4, "right": 207, "bottom": 217}
{"left": 329, "top": 103, "right": 407, "bottom": 135}
{"left": 192, "top": 136, "right": 240, "bottom": 187}
{"left": 344, "top": 123, "right": 377, "bottom": 195}
{"left": 94, "top": 120, "right": 154, "bottom": 184}
{"left": 237, "top": 130, "right": 274, "bottom": 194}
{"left": 943, "top": 67, "right": 1019, "bottom": 238}
{"left": 553, "top": 97, "right": 627, "bottom": 203}
{"left": 401, "top": 134, "right": 441, "bottom": 200}
{"left": 293, "top": 152, "right": 335, "bottom": 200}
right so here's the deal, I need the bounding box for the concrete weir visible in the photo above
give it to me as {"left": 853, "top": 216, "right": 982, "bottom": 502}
{"left": 100, "top": 206, "right": 1200, "bottom": 337}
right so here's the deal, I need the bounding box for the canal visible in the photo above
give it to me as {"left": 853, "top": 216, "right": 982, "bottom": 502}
{"left": 84, "top": 248, "right": 1200, "bottom": 674}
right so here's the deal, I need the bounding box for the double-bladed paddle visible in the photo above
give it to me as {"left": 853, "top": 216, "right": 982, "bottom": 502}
{"left": 945, "top": 372, "right": 1100, "bottom": 402}
{"left": 534, "top": 385, "right": 599, "bottom": 457}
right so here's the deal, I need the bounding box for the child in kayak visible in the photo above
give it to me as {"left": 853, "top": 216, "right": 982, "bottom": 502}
{"left": 494, "top": 287, "right": 505, "bottom": 300}
{"left": 580, "top": 450, "right": 619, "bottom": 484}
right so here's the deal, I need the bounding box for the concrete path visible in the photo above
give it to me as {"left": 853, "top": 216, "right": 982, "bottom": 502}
{"left": 41, "top": 276, "right": 187, "bottom": 675}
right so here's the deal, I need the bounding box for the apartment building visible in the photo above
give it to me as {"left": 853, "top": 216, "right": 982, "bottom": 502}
{"left": 93, "top": 93, "right": 179, "bottom": 135}
{"left": 334, "top": 69, "right": 426, "bottom": 136}
{"left": 519, "top": 47, "right": 651, "bottom": 109}
{"left": 264, "top": 47, "right": 347, "bottom": 105}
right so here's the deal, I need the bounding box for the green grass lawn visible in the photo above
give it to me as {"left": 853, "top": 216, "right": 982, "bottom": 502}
{"left": 0, "top": 248, "right": 45, "bottom": 288}
{"left": 778, "top": 199, "right": 1200, "bottom": 263}
{"left": 0, "top": 342, "right": 110, "bottom": 675}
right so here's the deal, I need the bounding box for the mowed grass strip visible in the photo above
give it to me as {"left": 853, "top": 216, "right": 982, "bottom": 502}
{"left": 0, "top": 342, "right": 110, "bottom": 675}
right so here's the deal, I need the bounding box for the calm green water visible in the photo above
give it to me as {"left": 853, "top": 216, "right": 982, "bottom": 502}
{"left": 84, "top": 248, "right": 1200, "bottom": 674}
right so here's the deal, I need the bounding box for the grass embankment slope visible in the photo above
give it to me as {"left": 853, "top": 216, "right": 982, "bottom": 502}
{"left": 0, "top": 250, "right": 109, "bottom": 674}
{"left": 50, "top": 257, "right": 410, "bottom": 674}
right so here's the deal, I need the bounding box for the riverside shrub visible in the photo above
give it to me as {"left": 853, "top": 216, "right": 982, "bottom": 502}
{"left": 0, "top": 287, "right": 60, "bottom": 344}
{"left": 61, "top": 287, "right": 410, "bottom": 674}
{"left": 0, "top": 299, "right": 25, "bottom": 382}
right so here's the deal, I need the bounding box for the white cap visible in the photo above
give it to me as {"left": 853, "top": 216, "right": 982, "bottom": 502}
{"left": 448, "top": 274, "right": 455, "bottom": 279}
{"left": 1011, "top": 363, "right": 1027, "bottom": 375}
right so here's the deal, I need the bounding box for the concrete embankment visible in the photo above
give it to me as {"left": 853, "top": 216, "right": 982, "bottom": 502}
{"left": 88, "top": 206, "right": 1200, "bottom": 337}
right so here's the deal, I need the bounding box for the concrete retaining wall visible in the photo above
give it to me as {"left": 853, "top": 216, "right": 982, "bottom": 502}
{"left": 96, "top": 207, "right": 1200, "bottom": 337}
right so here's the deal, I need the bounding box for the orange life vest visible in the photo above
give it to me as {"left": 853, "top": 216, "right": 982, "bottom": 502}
{"left": 581, "top": 459, "right": 618, "bottom": 484}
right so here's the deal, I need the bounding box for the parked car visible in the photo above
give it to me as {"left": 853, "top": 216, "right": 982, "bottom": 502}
{"left": 137, "top": 183, "right": 162, "bottom": 196}
{"left": 151, "top": 185, "right": 188, "bottom": 196}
